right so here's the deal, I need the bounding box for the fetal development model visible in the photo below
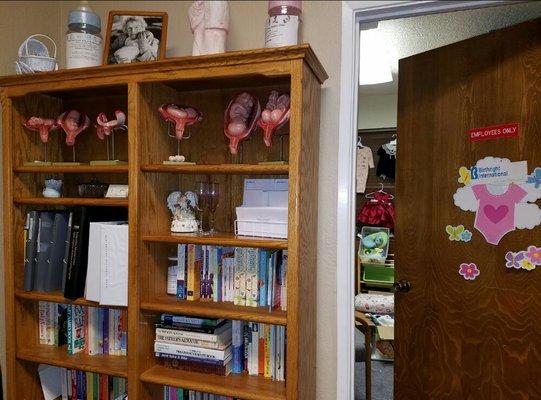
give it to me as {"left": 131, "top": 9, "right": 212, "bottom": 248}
{"left": 224, "top": 92, "right": 261, "bottom": 155}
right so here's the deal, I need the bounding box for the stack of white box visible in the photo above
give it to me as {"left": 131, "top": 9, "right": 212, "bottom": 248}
{"left": 235, "top": 179, "right": 288, "bottom": 238}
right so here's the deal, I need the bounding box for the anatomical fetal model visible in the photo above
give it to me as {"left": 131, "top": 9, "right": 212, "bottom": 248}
{"left": 158, "top": 104, "right": 203, "bottom": 140}
{"left": 258, "top": 91, "right": 290, "bottom": 147}
{"left": 22, "top": 117, "right": 59, "bottom": 163}
{"left": 57, "top": 110, "right": 90, "bottom": 146}
{"left": 224, "top": 92, "right": 261, "bottom": 155}
{"left": 188, "top": 0, "right": 230, "bottom": 56}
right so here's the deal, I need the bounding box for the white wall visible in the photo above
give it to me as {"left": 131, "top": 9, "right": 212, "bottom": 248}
{"left": 0, "top": 2, "right": 342, "bottom": 398}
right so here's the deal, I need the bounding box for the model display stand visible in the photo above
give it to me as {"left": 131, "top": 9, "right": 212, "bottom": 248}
{"left": 0, "top": 45, "right": 326, "bottom": 400}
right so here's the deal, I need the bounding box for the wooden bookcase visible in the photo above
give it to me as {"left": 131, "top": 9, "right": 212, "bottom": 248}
{"left": 0, "top": 45, "right": 327, "bottom": 400}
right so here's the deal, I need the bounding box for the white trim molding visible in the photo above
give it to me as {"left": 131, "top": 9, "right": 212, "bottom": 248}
{"left": 336, "top": 1, "right": 512, "bottom": 399}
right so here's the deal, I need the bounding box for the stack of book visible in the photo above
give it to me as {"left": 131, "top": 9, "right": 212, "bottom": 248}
{"left": 163, "top": 386, "right": 236, "bottom": 400}
{"left": 39, "top": 365, "right": 127, "bottom": 400}
{"left": 23, "top": 207, "right": 128, "bottom": 302}
{"left": 38, "top": 302, "right": 127, "bottom": 356}
{"left": 154, "top": 314, "right": 232, "bottom": 376}
{"left": 171, "top": 245, "right": 287, "bottom": 310}
{"left": 231, "top": 321, "right": 286, "bottom": 381}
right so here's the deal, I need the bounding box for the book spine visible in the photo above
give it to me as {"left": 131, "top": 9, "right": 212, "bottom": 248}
{"left": 120, "top": 309, "right": 127, "bottom": 356}
{"left": 176, "top": 244, "right": 186, "bottom": 300}
{"left": 109, "top": 309, "right": 116, "bottom": 355}
{"left": 281, "top": 250, "right": 288, "bottom": 311}
{"left": 161, "top": 358, "right": 231, "bottom": 376}
{"left": 155, "top": 325, "right": 231, "bottom": 343}
{"left": 102, "top": 308, "right": 109, "bottom": 355}
{"left": 258, "top": 324, "right": 265, "bottom": 375}
{"left": 154, "top": 341, "right": 231, "bottom": 360}
{"left": 233, "top": 248, "right": 246, "bottom": 306}
{"left": 258, "top": 250, "right": 268, "bottom": 306}
{"left": 70, "top": 305, "right": 86, "bottom": 354}
{"left": 160, "top": 314, "right": 221, "bottom": 328}
{"left": 167, "top": 264, "right": 179, "bottom": 295}
{"left": 264, "top": 324, "right": 271, "bottom": 378}
{"left": 155, "top": 352, "right": 229, "bottom": 366}
{"left": 243, "top": 323, "right": 250, "bottom": 372}
{"left": 187, "top": 244, "right": 201, "bottom": 301}
{"left": 270, "top": 325, "right": 276, "bottom": 380}
{"left": 214, "top": 247, "right": 222, "bottom": 302}
{"left": 60, "top": 367, "right": 68, "bottom": 400}
{"left": 155, "top": 334, "right": 228, "bottom": 350}
{"left": 250, "top": 323, "right": 259, "bottom": 376}
{"left": 38, "top": 301, "right": 49, "bottom": 345}
{"left": 245, "top": 248, "right": 259, "bottom": 307}
{"left": 231, "top": 320, "right": 243, "bottom": 373}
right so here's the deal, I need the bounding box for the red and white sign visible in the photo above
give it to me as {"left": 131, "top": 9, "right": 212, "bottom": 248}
{"left": 468, "top": 123, "right": 519, "bottom": 142}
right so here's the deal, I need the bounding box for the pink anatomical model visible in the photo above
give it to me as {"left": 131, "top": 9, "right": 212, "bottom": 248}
{"left": 95, "top": 110, "right": 126, "bottom": 139}
{"left": 158, "top": 104, "right": 203, "bottom": 140}
{"left": 224, "top": 92, "right": 261, "bottom": 155}
{"left": 257, "top": 91, "right": 290, "bottom": 147}
{"left": 23, "top": 117, "right": 59, "bottom": 143}
{"left": 57, "top": 110, "right": 90, "bottom": 146}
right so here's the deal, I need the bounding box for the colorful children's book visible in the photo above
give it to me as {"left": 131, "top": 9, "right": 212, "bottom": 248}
{"left": 67, "top": 305, "right": 86, "bottom": 355}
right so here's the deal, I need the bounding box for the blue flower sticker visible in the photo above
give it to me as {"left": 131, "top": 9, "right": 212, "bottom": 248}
{"left": 526, "top": 167, "right": 541, "bottom": 189}
{"left": 460, "top": 230, "right": 472, "bottom": 242}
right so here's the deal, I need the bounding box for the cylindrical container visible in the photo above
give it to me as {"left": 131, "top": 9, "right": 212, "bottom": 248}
{"left": 167, "top": 257, "right": 179, "bottom": 295}
{"left": 65, "top": 1, "right": 103, "bottom": 68}
{"left": 265, "top": 1, "right": 302, "bottom": 48}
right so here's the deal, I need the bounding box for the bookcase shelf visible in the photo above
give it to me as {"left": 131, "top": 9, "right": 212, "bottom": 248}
{"left": 17, "top": 344, "right": 128, "bottom": 378}
{"left": 15, "top": 290, "right": 127, "bottom": 309}
{"left": 141, "top": 295, "right": 287, "bottom": 326}
{"left": 142, "top": 232, "right": 288, "bottom": 250}
{"left": 140, "top": 365, "right": 286, "bottom": 400}
{"left": 141, "top": 163, "right": 289, "bottom": 175}
{"left": 14, "top": 165, "right": 129, "bottom": 174}
{"left": 13, "top": 197, "right": 128, "bottom": 207}
{"left": 2, "top": 45, "right": 325, "bottom": 399}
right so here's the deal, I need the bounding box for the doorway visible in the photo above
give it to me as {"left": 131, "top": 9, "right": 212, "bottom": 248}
{"left": 343, "top": 2, "right": 541, "bottom": 399}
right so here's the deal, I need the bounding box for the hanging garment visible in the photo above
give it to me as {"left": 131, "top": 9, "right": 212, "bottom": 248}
{"left": 472, "top": 183, "right": 527, "bottom": 245}
{"left": 356, "top": 146, "right": 374, "bottom": 193}
{"left": 376, "top": 144, "right": 396, "bottom": 180}
{"left": 357, "top": 191, "right": 396, "bottom": 230}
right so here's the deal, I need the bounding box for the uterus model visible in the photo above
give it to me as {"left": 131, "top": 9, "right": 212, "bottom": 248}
{"left": 188, "top": 0, "right": 230, "bottom": 56}
{"left": 56, "top": 110, "right": 90, "bottom": 163}
{"left": 258, "top": 91, "right": 290, "bottom": 147}
{"left": 22, "top": 117, "right": 59, "bottom": 164}
{"left": 159, "top": 104, "right": 203, "bottom": 163}
{"left": 224, "top": 92, "right": 261, "bottom": 155}
{"left": 93, "top": 110, "right": 127, "bottom": 164}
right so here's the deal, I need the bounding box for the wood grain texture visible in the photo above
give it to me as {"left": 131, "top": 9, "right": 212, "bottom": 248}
{"left": 395, "top": 18, "right": 541, "bottom": 400}
{"left": 140, "top": 365, "right": 286, "bottom": 400}
{"left": 15, "top": 290, "right": 126, "bottom": 309}
{"left": 141, "top": 163, "right": 289, "bottom": 175}
{"left": 13, "top": 197, "right": 128, "bottom": 207}
{"left": 142, "top": 232, "right": 288, "bottom": 249}
{"left": 14, "top": 164, "right": 128, "bottom": 173}
{"left": 141, "top": 295, "right": 287, "bottom": 326}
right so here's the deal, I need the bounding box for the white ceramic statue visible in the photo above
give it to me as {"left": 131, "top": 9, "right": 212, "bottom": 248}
{"left": 188, "top": 0, "right": 230, "bottom": 56}
{"left": 168, "top": 191, "right": 199, "bottom": 233}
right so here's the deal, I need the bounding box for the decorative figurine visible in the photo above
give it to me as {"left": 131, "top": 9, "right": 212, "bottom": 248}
{"left": 43, "top": 179, "right": 62, "bottom": 198}
{"left": 258, "top": 91, "right": 290, "bottom": 147}
{"left": 168, "top": 191, "right": 199, "bottom": 233}
{"left": 22, "top": 116, "right": 59, "bottom": 164}
{"left": 92, "top": 110, "right": 127, "bottom": 165}
{"left": 224, "top": 92, "right": 261, "bottom": 155}
{"left": 188, "top": 0, "right": 230, "bottom": 56}
{"left": 159, "top": 104, "right": 202, "bottom": 164}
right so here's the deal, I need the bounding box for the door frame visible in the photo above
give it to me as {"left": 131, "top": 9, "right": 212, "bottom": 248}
{"left": 336, "top": 1, "right": 514, "bottom": 398}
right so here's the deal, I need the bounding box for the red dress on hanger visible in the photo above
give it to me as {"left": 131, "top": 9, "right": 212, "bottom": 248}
{"left": 357, "top": 191, "right": 395, "bottom": 230}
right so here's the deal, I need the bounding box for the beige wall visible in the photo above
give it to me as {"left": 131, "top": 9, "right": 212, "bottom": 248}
{"left": 358, "top": 93, "right": 398, "bottom": 129}
{"left": 0, "top": 1, "right": 341, "bottom": 398}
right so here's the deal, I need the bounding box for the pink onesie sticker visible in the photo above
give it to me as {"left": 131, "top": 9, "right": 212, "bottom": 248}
{"left": 472, "top": 184, "right": 527, "bottom": 245}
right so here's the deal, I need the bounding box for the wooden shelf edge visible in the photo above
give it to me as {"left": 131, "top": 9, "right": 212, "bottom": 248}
{"left": 142, "top": 232, "right": 288, "bottom": 249}
{"left": 15, "top": 290, "right": 126, "bottom": 309}
{"left": 141, "top": 164, "right": 289, "bottom": 175}
{"left": 13, "top": 165, "right": 129, "bottom": 173}
{"left": 141, "top": 297, "right": 287, "bottom": 326}
{"left": 17, "top": 345, "right": 128, "bottom": 378}
{"left": 140, "top": 365, "right": 286, "bottom": 400}
{"left": 13, "top": 197, "right": 128, "bottom": 207}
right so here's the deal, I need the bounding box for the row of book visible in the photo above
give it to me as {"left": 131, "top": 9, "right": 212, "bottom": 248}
{"left": 170, "top": 245, "right": 287, "bottom": 310}
{"left": 154, "top": 314, "right": 286, "bottom": 381}
{"left": 38, "top": 365, "right": 127, "bottom": 400}
{"left": 164, "top": 386, "right": 237, "bottom": 400}
{"left": 23, "top": 207, "right": 128, "bottom": 303}
{"left": 39, "top": 302, "right": 127, "bottom": 356}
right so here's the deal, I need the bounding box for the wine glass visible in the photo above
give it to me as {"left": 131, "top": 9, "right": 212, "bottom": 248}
{"left": 195, "top": 182, "right": 211, "bottom": 235}
{"left": 208, "top": 183, "right": 219, "bottom": 233}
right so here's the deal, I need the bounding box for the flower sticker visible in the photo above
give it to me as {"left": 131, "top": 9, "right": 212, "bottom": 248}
{"left": 526, "top": 167, "right": 541, "bottom": 189}
{"left": 505, "top": 251, "right": 525, "bottom": 269}
{"left": 520, "top": 258, "right": 536, "bottom": 271}
{"left": 460, "top": 230, "right": 473, "bottom": 242}
{"left": 459, "top": 263, "right": 480, "bottom": 280}
{"left": 525, "top": 245, "right": 541, "bottom": 265}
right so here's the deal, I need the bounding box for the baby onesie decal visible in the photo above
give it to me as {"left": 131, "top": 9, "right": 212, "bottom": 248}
{"left": 472, "top": 184, "right": 527, "bottom": 244}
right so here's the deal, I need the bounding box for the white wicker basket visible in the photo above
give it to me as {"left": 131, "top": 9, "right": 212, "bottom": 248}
{"left": 15, "top": 34, "right": 58, "bottom": 74}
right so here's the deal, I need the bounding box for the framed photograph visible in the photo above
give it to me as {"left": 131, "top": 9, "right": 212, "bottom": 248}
{"left": 104, "top": 11, "right": 168, "bottom": 64}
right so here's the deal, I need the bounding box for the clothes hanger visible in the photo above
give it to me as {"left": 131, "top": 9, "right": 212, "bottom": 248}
{"left": 365, "top": 183, "right": 395, "bottom": 199}
{"left": 357, "top": 136, "right": 364, "bottom": 148}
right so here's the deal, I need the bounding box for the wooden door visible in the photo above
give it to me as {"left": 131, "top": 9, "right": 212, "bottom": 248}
{"left": 395, "top": 18, "right": 541, "bottom": 399}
